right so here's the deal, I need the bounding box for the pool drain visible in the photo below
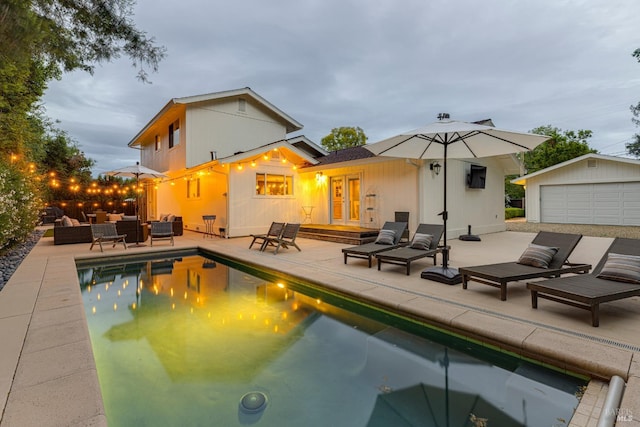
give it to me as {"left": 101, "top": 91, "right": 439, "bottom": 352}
{"left": 240, "top": 391, "right": 268, "bottom": 413}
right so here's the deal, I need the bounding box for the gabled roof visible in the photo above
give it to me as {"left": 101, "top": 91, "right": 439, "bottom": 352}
{"left": 287, "top": 135, "right": 328, "bottom": 158}
{"left": 129, "top": 87, "right": 303, "bottom": 146}
{"left": 511, "top": 153, "right": 640, "bottom": 185}
{"left": 219, "top": 139, "right": 319, "bottom": 166}
{"left": 315, "top": 146, "right": 376, "bottom": 166}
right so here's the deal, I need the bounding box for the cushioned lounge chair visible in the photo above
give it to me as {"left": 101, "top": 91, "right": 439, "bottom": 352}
{"left": 459, "top": 231, "right": 591, "bottom": 301}
{"left": 527, "top": 237, "right": 640, "bottom": 327}
{"left": 90, "top": 223, "right": 127, "bottom": 252}
{"left": 249, "top": 222, "right": 285, "bottom": 249}
{"left": 376, "top": 224, "right": 445, "bottom": 275}
{"left": 261, "top": 223, "right": 301, "bottom": 254}
{"left": 342, "top": 221, "right": 408, "bottom": 268}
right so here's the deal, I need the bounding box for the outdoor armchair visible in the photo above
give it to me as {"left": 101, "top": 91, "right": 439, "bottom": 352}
{"left": 527, "top": 237, "right": 640, "bottom": 326}
{"left": 376, "top": 224, "right": 445, "bottom": 275}
{"left": 459, "top": 231, "right": 590, "bottom": 301}
{"left": 342, "top": 221, "right": 408, "bottom": 268}
{"left": 150, "top": 221, "right": 174, "bottom": 246}
{"left": 249, "top": 222, "right": 285, "bottom": 249}
{"left": 90, "top": 223, "right": 127, "bottom": 252}
{"left": 261, "top": 223, "right": 302, "bottom": 254}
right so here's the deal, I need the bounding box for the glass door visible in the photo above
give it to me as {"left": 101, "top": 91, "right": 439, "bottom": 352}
{"left": 331, "top": 175, "right": 361, "bottom": 225}
{"left": 348, "top": 176, "right": 360, "bottom": 222}
{"left": 331, "top": 177, "right": 344, "bottom": 222}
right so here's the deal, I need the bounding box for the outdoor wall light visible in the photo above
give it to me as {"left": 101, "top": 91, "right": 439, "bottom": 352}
{"left": 430, "top": 161, "right": 442, "bottom": 176}
{"left": 315, "top": 171, "right": 324, "bottom": 183}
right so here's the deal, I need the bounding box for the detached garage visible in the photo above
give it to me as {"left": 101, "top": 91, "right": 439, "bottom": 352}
{"left": 512, "top": 154, "right": 640, "bottom": 226}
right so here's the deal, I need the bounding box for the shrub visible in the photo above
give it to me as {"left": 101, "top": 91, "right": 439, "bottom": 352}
{"left": 505, "top": 208, "right": 525, "bottom": 219}
{"left": 0, "top": 161, "right": 41, "bottom": 251}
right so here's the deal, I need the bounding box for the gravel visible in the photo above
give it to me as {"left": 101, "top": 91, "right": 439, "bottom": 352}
{"left": 0, "top": 230, "right": 44, "bottom": 291}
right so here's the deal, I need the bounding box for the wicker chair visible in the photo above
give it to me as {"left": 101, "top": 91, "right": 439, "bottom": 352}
{"left": 150, "top": 221, "right": 174, "bottom": 246}
{"left": 90, "top": 223, "right": 127, "bottom": 252}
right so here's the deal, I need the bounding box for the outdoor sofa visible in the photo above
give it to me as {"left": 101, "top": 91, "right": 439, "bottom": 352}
{"left": 53, "top": 220, "right": 92, "bottom": 245}
{"left": 115, "top": 219, "right": 149, "bottom": 244}
{"left": 375, "top": 223, "right": 445, "bottom": 275}
{"left": 342, "top": 221, "right": 408, "bottom": 268}
{"left": 459, "top": 231, "right": 591, "bottom": 301}
{"left": 54, "top": 216, "right": 151, "bottom": 244}
{"left": 527, "top": 237, "right": 640, "bottom": 327}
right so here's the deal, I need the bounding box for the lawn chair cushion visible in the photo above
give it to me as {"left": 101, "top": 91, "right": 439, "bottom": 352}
{"left": 375, "top": 229, "right": 396, "bottom": 245}
{"left": 410, "top": 233, "right": 433, "bottom": 250}
{"left": 517, "top": 244, "right": 559, "bottom": 269}
{"left": 596, "top": 253, "right": 640, "bottom": 284}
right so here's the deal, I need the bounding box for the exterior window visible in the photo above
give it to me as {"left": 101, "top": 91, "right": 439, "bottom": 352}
{"left": 255, "top": 173, "right": 293, "bottom": 196}
{"left": 154, "top": 135, "right": 161, "bottom": 151}
{"left": 169, "top": 120, "right": 180, "bottom": 148}
{"left": 187, "top": 178, "right": 200, "bottom": 199}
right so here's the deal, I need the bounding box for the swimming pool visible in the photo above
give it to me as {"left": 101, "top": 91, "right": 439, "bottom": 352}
{"left": 77, "top": 251, "right": 586, "bottom": 426}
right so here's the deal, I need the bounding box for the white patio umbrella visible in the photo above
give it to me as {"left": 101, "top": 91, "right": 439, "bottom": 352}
{"left": 365, "top": 115, "right": 549, "bottom": 284}
{"left": 104, "top": 162, "right": 167, "bottom": 245}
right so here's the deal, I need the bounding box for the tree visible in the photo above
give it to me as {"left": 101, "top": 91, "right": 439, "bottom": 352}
{"left": 523, "top": 125, "right": 597, "bottom": 174}
{"left": 628, "top": 49, "right": 640, "bottom": 157}
{"left": 0, "top": 0, "right": 164, "bottom": 248}
{"left": 1, "top": 0, "right": 166, "bottom": 83}
{"left": 321, "top": 126, "right": 367, "bottom": 151}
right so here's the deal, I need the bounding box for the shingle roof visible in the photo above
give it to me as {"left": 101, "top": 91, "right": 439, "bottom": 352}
{"left": 315, "top": 146, "right": 376, "bottom": 166}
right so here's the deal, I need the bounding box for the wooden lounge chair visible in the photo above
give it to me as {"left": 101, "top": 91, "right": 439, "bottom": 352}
{"left": 376, "top": 224, "right": 445, "bottom": 275}
{"left": 527, "top": 237, "right": 640, "bottom": 327}
{"left": 89, "top": 223, "right": 127, "bottom": 252}
{"left": 261, "top": 223, "right": 301, "bottom": 254}
{"left": 341, "top": 221, "right": 409, "bottom": 268}
{"left": 150, "top": 221, "right": 174, "bottom": 246}
{"left": 459, "top": 231, "right": 591, "bottom": 301}
{"left": 249, "top": 222, "right": 285, "bottom": 249}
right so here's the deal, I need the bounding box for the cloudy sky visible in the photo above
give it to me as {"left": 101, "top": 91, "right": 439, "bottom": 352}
{"left": 42, "top": 0, "right": 640, "bottom": 176}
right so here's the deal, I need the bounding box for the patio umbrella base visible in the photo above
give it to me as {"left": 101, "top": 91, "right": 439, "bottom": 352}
{"left": 421, "top": 266, "right": 462, "bottom": 285}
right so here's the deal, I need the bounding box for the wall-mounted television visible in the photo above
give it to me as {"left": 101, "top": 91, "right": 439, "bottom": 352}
{"left": 467, "top": 165, "right": 487, "bottom": 189}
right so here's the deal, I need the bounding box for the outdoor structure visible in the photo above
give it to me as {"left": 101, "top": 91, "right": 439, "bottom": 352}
{"left": 128, "top": 87, "right": 522, "bottom": 238}
{"left": 512, "top": 153, "right": 640, "bottom": 226}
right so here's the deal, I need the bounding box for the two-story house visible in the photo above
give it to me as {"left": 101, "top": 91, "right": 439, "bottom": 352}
{"left": 128, "top": 87, "right": 520, "bottom": 238}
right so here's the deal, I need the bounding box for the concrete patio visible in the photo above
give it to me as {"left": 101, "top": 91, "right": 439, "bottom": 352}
{"left": 1, "top": 228, "right": 639, "bottom": 426}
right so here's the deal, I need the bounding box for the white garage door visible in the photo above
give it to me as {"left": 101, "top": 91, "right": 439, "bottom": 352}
{"left": 540, "top": 182, "right": 640, "bottom": 225}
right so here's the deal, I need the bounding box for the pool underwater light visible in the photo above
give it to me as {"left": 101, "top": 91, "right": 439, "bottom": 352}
{"left": 239, "top": 391, "right": 268, "bottom": 414}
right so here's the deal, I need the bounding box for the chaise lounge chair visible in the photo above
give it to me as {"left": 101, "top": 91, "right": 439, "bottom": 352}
{"left": 375, "top": 224, "right": 445, "bottom": 275}
{"left": 261, "top": 223, "right": 301, "bottom": 254}
{"left": 459, "top": 231, "right": 591, "bottom": 301}
{"left": 249, "top": 222, "right": 285, "bottom": 249}
{"left": 342, "top": 221, "right": 408, "bottom": 268}
{"left": 527, "top": 237, "right": 640, "bottom": 327}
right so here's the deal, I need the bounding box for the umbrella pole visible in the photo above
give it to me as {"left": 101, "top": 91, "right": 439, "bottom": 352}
{"left": 132, "top": 174, "right": 146, "bottom": 247}
{"left": 420, "top": 137, "right": 462, "bottom": 285}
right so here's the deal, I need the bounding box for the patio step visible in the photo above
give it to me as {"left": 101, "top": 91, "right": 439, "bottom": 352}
{"left": 298, "top": 225, "right": 379, "bottom": 245}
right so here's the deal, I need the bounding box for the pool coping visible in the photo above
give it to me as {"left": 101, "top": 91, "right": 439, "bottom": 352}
{"left": 1, "top": 232, "right": 639, "bottom": 426}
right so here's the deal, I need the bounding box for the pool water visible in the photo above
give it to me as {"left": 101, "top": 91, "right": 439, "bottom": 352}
{"left": 78, "top": 253, "right": 586, "bottom": 427}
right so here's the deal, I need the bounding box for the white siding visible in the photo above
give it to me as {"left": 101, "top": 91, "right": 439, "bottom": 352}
{"left": 541, "top": 182, "right": 640, "bottom": 225}
{"left": 185, "top": 99, "right": 286, "bottom": 169}
{"left": 524, "top": 157, "right": 640, "bottom": 224}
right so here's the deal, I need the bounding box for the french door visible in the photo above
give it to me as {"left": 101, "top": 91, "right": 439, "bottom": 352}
{"left": 330, "top": 175, "right": 360, "bottom": 225}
